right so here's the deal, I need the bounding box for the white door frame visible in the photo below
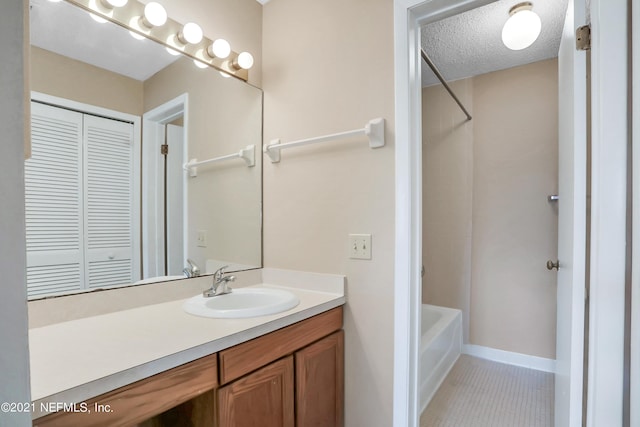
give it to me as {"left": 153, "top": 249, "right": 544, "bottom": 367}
{"left": 631, "top": 1, "right": 640, "bottom": 424}
{"left": 141, "top": 94, "right": 189, "bottom": 279}
{"left": 392, "top": 1, "right": 494, "bottom": 425}
{"left": 393, "top": 0, "right": 629, "bottom": 426}
{"left": 586, "top": 0, "right": 628, "bottom": 425}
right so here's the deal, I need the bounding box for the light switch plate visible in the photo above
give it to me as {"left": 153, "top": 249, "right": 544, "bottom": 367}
{"left": 197, "top": 230, "right": 207, "bottom": 247}
{"left": 349, "top": 234, "right": 372, "bottom": 260}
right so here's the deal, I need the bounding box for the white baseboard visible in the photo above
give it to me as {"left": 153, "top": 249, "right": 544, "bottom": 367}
{"left": 462, "top": 344, "right": 556, "bottom": 373}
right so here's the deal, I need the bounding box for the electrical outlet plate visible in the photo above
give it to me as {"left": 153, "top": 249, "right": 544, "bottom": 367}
{"left": 349, "top": 234, "right": 372, "bottom": 260}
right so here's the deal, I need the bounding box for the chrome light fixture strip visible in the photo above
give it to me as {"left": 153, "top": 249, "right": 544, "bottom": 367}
{"left": 65, "top": 0, "right": 250, "bottom": 81}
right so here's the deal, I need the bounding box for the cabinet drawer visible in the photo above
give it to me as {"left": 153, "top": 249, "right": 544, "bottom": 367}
{"left": 218, "top": 307, "right": 343, "bottom": 384}
{"left": 33, "top": 354, "right": 218, "bottom": 427}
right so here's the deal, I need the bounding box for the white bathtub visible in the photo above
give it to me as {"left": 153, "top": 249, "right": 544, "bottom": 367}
{"left": 420, "top": 304, "right": 462, "bottom": 413}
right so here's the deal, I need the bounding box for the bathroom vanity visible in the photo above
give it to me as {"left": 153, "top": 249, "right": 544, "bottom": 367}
{"left": 29, "top": 270, "right": 345, "bottom": 427}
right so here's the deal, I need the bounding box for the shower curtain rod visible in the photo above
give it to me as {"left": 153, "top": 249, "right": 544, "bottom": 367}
{"left": 421, "top": 49, "right": 472, "bottom": 121}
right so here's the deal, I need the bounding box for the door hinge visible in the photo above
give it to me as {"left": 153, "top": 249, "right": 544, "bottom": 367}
{"left": 160, "top": 144, "right": 168, "bottom": 155}
{"left": 576, "top": 25, "right": 591, "bottom": 51}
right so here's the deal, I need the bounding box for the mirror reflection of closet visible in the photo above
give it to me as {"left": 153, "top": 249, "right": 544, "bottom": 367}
{"left": 27, "top": 0, "right": 263, "bottom": 299}
{"left": 26, "top": 98, "right": 140, "bottom": 296}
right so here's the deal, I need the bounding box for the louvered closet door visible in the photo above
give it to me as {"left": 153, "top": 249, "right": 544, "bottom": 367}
{"left": 25, "top": 102, "right": 84, "bottom": 297}
{"left": 83, "top": 114, "right": 135, "bottom": 289}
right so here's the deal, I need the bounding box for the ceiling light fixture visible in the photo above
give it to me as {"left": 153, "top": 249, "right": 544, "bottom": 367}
{"left": 501, "top": 2, "right": 541, "bottom": 51}
{"left": 178, "top": 22, "right": 204, "bottom": 45}
{"left": 140, "top": 1, "right": 167, "bottom": 28}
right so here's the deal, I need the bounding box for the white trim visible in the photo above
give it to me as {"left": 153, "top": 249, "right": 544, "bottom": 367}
{"left": 393, "top": 1, "right": 494, "bottom": 425}
{"left": 632, "top": 0, "right": 640, "bottom": 423}
{"left": 32, "top": 92, "right": 139, "bottom": 124}
{"left": 29, "top": 91, "right": 142, "bottom": 285}
{"left": 141, "top": 93, "right": 189, "bottom": 279}
{"left": 0, "top": 1, "right": 31, "bottom": 422}
{"left": 462, "top": 344, "right": 556, "bottom": 373}
{"left": 587, "top": 0, "right": 628, "bottom": 425}
{"left": 393, "top": 2, "right": 422, "bottom": 425}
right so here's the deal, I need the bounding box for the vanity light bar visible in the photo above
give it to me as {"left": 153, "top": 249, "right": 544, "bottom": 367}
{"left": 64, "top": 0, "right": 251, "bottom": 81}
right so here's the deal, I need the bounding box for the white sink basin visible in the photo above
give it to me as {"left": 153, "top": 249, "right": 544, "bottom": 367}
{"left": 183, "top": 287, "right": 300, "bottom": 319}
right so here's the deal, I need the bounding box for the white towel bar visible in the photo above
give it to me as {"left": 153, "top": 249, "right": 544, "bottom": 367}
{"left": 184, "top": 145, "right": 255, "bottom": 177}
{"left": 263, "top": 118, "right": 385, "bottom": 163}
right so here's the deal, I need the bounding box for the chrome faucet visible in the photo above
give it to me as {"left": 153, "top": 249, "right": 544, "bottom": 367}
{"left": 183, "top": 258, "right": 201, "bottom": 278}
{"left": 203, "top": 265, "right": 235, "bottom": 297}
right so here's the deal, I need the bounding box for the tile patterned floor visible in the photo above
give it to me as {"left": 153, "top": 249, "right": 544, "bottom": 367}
{"left": 420, "top": 355, "right": 554, "bottom": 427}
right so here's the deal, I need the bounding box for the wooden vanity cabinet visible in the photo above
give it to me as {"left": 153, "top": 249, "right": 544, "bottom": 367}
{"left": 33, "top": 354, "right": 219, "bottom": 427}
{"left": 216, "top": 331, "right": 344, "bottom": 427}
{"left": 217, "top": 307, "right": 344, "bottom": 427}
{"left": 296, "top": 330, "right": 344, "bottom": 427}
{"left": 218, "top": 356, "right": 295, "bottom": 427}
{"left": 33, "top": 307, "right": 344, "bottom": 427}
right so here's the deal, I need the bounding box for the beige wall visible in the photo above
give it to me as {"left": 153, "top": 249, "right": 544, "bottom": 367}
{"left": 144, "top": 57, "right": 263, "bottom": 270}
{"left": 471, "top": 59, "right": 558, "bottom": 359}
{"left": 422, "top": 79, "right": 474, "bottom": 343}
{"left": 262, "top": 0, "right": 395, "bottom": 425}
{"left": 422, "top": 59, "right": 558, "bottom": 359}
{"left": 30, "top": 46, "right": 143, "bottom": 115}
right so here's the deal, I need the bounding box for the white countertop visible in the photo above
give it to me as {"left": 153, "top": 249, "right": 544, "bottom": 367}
{"left": 29, "top": 272, "right": 345, "bottom": 418}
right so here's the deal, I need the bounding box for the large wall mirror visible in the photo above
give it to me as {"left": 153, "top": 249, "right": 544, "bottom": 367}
{"left": 27, "top": 0, "right": 263, "bottom": 299}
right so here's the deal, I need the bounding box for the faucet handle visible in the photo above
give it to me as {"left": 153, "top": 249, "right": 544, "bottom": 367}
{"left": 186, "top": 258, "right": 200, "bottom": 277}
{"left": 214, "top": 265, "right": 229, "bottom": 280}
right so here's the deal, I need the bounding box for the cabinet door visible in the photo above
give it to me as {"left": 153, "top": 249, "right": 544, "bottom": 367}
{"left": 218, "top": 356, "right": 294, "bottom": 427}
{"left": 296, "top": 330, "right": 344, "bottom": 427}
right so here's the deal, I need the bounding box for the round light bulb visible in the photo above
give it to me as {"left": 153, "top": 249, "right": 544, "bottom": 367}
{"left": 143, "top": 2, "right": 167, "bottom": 27}
{"left": 220, "top": 71, "right": 231, "bottom": 78}
{"left": 166, "top": 46, "right": 181, "bottom": 56}
{"left": 208, "top": 39, "right": 231, "bottom": 59}
{"left": 236, "top": 52, "right": 254, "bottom": 70}
{"left": 89, "top": 12, "right": 108, "bottom": 24}
{"left": 102, "top": 0, "right": 128, "bottom": 7}
{"left": 501, "top": 4, "right": 541, "bottom": 51}
{"left": 179, "top": 22, "right": 203, "bottom": 45}
{"left": 193, "top": 59, "right": 208, "bottom": 69}
{"left": 129, "top": 30, "right": 146, "bottom": 40}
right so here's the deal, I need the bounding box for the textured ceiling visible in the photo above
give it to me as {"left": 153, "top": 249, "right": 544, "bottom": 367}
{"left": 30, "top": 0, "right": 179, "bottom": 81}
{"left": 421, "top": 0, "right": 569, "bottom": 87}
